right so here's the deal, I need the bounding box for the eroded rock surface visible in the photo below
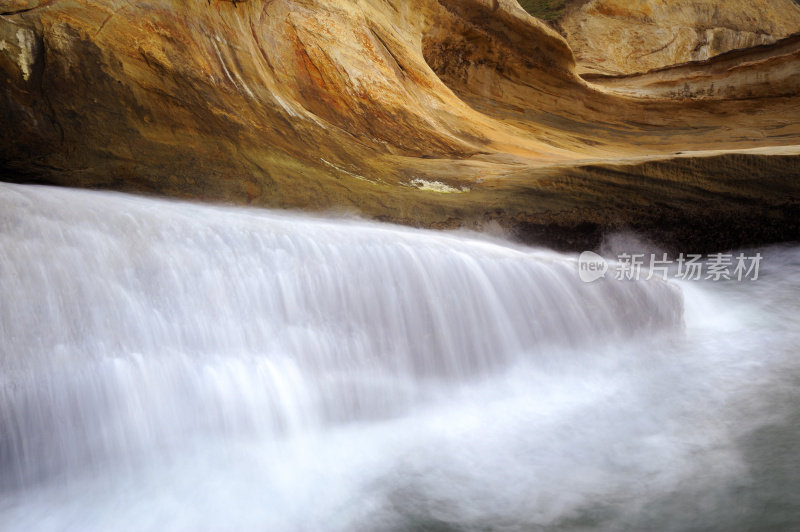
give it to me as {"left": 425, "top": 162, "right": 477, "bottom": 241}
{"left": 1, "top": 0, "right": 799, "bottom": 250}
{"left": 557, "top": 0, "right": 800, "bottom": 75}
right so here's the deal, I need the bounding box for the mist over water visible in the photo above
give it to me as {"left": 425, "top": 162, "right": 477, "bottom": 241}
{"left": 0, "top": 183, "right": 798, "bottom": 531}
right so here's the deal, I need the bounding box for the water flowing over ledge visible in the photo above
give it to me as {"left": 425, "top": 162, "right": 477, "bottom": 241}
{"left": 2, "top": 184, "right": 799, "bottom": 531}
{"left": 0, "top": 183, "right": 682, "bottom": 486}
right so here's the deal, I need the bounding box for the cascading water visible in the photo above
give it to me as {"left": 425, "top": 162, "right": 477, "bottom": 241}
{"left": 0, "top": 182, "right": 798, "bottom": 531}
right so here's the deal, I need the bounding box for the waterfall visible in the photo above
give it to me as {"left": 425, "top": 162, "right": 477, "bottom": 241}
{"left": 1, "top": 183, "right": 798, "bottom": 532}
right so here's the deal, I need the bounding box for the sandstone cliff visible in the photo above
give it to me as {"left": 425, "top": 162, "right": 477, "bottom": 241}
{"left": 1, "top": 0, "right": 799, "bottom": 250}
{"left": 555, "top": 0, "right": 800, "bottom": 75}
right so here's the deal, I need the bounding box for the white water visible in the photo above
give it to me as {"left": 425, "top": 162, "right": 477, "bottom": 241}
{"left": 0, "top": 183, "right": 798, "bottom": 531}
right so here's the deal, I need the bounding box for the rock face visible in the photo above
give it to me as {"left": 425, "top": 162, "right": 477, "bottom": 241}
{"left": 585, "top": 35, "right": 800, "bottom": 100}
{"left": 1, "top": 0, "right": 799, "bottom": 250}
{"left": 557, "top": 0, "right": 800, "bottom": 75}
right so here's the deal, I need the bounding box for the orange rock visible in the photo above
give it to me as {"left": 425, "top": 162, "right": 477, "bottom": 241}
{"left": 0, "top": 0, "right": 798, "bottom": 250}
